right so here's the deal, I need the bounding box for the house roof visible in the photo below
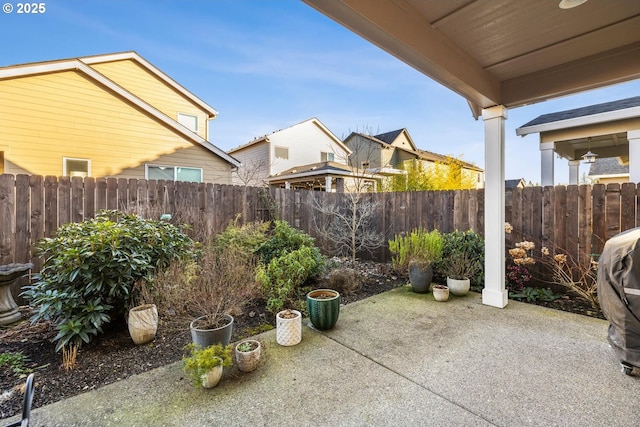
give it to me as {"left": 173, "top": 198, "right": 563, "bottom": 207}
{"left": 588, "top": 157, "right": 629, "bottom": 177}
{"left": 374, "top": 129, "right": 405, "bottom": 144}
{"left": 0, "top": 52, "right": 239, "bottom": 168}
{"left": 228, "top": 117, "right": 350, "bottom": 155}
{"left": 345, "top": 131, "right": 483, "bottom": 172}
{"left": 267, "top": 161, "right": 376, "bottom": 182}
{"left": 505, "top": 178, "right": 526, "bottom": 189}
{"left": 517, "top": 96, "right": 640, "bottom": 134}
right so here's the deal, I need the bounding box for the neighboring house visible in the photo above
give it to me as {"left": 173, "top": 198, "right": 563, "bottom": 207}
{"left": 343, "top": 128, "right": 484, "bottom": 189}
{"left": 228, "top": 117, "right": 352, "bottom": 190}
{"left": 0, "top": 51, "right": 239, "bottom": 183}
{"left": 588, "top": 157, "right": 629, "bottom": 184}
{"left": 505, "top": 178, "right": 526, "bottom": 190}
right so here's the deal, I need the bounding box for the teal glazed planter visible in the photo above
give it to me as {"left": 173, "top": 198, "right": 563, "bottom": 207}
{"left": 306, "top": 289, "right": 340, "bottom": 330}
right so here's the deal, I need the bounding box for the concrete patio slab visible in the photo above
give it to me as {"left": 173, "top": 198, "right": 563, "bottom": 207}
{"left": 3, "top": 286, "right": 639, "bottom": 426}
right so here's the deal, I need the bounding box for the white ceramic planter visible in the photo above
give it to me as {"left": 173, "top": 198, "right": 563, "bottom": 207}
{"left": 276, "top": 309, "right": 302, "bottom": 346}
{"left": 201, "top": 363, "right": 223, "bottom": 388}
{"left": 432, "top": 285, "right": 450, "bottom": 302}
{"left": 447, "top": 277, "right": 471, "bottom": 296}
{"left": 235, "top": 340, "right": 261, "bottom": 372}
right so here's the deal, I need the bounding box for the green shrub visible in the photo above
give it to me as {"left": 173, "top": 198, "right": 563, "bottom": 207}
{"left": 255, "top": 220, "right": 318, "bottom": 263}
{"left": 212, "top": 219, "right": 269, "bottom": 255}
{"left": 435, "top": 230, "right": 485, "bottom": 287}
{"left": 23, "top": 210, "right": 196, "bottom": 351}
{"left": 388, "top": 228, "right": 444, "bottom": 272}
{"left": 256, "top": 245, "right": 324, "bottom": 313}
{"left": 0, "top": 351, "right": 32, "bottom": 378}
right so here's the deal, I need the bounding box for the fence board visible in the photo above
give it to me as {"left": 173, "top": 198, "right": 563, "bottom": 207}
{"left": 3, "top": 174, "right": 640, "bottom": 273}
{"left": 566, "top": 185, "right": 579, "bottom": 261}
{"left": 14, "top": 175, "right": 30, "bottom": 264}
{"left": 605, "top": 183, "right": 621, "bottom": 240}
{"left": 0, "top": 174, "right": 15, "bottom": 263}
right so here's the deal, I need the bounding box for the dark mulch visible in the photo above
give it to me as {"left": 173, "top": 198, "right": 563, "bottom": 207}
{"left": 0, "top": 261, "right": 602, "bottom": 420}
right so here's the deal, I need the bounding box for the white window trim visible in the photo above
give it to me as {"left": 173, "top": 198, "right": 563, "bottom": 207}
{"left": 145, "top": 164, "right": 203, "bottom": 183}
{"left": 321, "top": 152, "right": 334, "bottom": 162}
{"left": 63, "top": 157, "right": 91, "bottom": 177}
{"left": 177, "top": 112, "right": 199, "bottom": 133}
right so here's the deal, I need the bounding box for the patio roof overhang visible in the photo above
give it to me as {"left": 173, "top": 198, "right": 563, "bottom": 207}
{"left": 302, "top": 0, "right": 640, "bottom": 118}
{"left": 302, "top": 0, "right": 640, "bottom": 308}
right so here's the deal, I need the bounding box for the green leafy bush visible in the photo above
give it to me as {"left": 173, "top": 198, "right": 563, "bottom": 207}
{"left": 182, "top": 343, "right": 232, "bottom": 388}
{"left": 388, "top": 228, "right": 444, "bottom": 272}
{"left": 0, "top": 351, "right": 32, "bottom": 378}
{"left": 23, "top": 210, "right": 196, "bottom": 351}
{"left": 435, "top": 230, "right": 485, "bottom": 287}
{"left": 212, "top": 219, "right": 269, "bottom": 255}
{"left": 256, "top": 245, "right": 324, "bottom": 313}
{"left": 255, "top": 220, "right": 318, "bottom": 263}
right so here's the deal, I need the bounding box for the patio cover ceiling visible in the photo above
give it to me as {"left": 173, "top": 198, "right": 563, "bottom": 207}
{"left": 302, "top": 0, "right": 640, "bottom": 118}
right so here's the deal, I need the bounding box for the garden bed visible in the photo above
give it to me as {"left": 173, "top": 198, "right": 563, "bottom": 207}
{"left": 0, "top": 259, "right": 603, "bottom": 420}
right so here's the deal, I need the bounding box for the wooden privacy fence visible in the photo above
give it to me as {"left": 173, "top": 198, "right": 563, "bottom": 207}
{"left": 1, "top": 174, "right": 638, "bottom": 271}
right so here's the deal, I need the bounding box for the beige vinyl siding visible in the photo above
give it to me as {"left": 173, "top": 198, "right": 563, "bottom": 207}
{"left": 230, "top": 142, "right": 270, "bottom": 185}
{"left": 89, "top": 60, "right": 210, "bottom": 138}
{"left": 0, "top": 70, "right": 230, "bottom": 183}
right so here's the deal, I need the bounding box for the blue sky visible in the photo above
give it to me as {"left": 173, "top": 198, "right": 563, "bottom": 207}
{"left": 2, "top": 0, "right": 639, "bottom": 184}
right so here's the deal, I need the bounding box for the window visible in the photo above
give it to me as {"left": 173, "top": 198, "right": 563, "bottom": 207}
{"left": 321, "top": 152, "right": 334, "bottom": 162}
{"left": 63, "top": 158, "right": 90, "bottom": 177}
{"left": 146, "top": 165, "right": 203, "bottom": 183}
{"left": 275, "top": 146, "right": 289, "bottom": 160}
{"left": 177, "top": 113, "right": 198, "bottom": 132}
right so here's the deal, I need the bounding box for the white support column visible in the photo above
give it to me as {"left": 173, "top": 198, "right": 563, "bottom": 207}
{"left": 284, "top": 181, "right": 290, "bottom": 190}
{"left": 482, "top": 105, "right": 508, "bottom": 308}
{"left": 629, "top": 130, "right": 640, "bottom": 184}
{"left": 540, "top": 141, "right": 555, "bottom": 187}
{"left": 568, "top": 160, "right": 580, "bottom": 185}
{"left": 325, "top": 176, "right": 332, "bottom": 192}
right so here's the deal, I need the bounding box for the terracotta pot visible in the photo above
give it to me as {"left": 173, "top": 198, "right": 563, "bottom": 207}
{"left": 127, "top": 304, "right": 158, "bottom": 345}
{"left": 306, "top": 289, "right": 340, "bottom": 330}
{"left": 235, "top": 340, "right": 261, "bottom": 372}
{"left": 276, "top": 309, "right": 302, "bottom": 346}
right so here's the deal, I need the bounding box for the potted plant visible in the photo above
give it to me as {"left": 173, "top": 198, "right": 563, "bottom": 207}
{"left": 183, "top": 343, "right": 232, "bottom": 388}
{"left": 127, "top": 303, "right": 158, "bottom": 345}
{"left": 432, "top": 284, "right": 449, "bottom": 302}
{"left": 390, "top": 228, "right": 444, "bottom": 293}
{"left": 190, "top": 313, "right": 234, "bottom": 348}
{"left": 235, "top": 339, "right": 261, "bottom": 372}
{"left": 441, "top": 251, "right": 480, "bottom": 296}
{"left": 306, "top": 289, "right": 340, "bottom": 330}
{"left": 276, "top": 309, "right": 302, "bottom": 346}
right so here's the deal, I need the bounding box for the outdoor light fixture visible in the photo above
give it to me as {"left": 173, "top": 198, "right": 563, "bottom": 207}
{"left": 559, "top": 0, "right": 588, "bottom": 9}
{"left": 582, "top": 137, "right": 598, "bottom": 164}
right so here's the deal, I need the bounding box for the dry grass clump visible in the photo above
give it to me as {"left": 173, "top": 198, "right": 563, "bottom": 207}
{"left": 142, "top": 243, "right": 261, "bottom": 330}
{"left": 323, "top": 268, "right": 363, "bottom": 296}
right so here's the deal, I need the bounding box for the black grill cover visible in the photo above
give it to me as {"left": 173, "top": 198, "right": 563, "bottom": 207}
{"left": 597, "top": 227, "right": 640, "bottom": 368}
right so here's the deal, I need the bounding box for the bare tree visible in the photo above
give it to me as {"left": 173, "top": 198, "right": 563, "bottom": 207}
{"left": 311, "top": 131, "right": 386, "bottom": 261}
{"left": 232, "top": 158, "right": 271, "bottom": 187}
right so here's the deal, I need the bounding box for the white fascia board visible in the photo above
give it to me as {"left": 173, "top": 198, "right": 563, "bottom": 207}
{"left": 516, "top": 106, "right": 640, "bottom": 136}
{"left": 0, "top": 59, "right": 239, "bottom": 168}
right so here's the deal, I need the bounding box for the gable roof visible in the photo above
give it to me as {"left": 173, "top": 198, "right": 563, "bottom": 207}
{"left": 588, "top": 157, "right": 629, "bottom": 177}
{"left": 374, "top": 129, "right": 404, "bottom": 144}
{"left": 517, "top": 96, "right": 640, "bottom": 136}
{"left": 228, "top": 117, "right": 350, "bottom": 155}
{"left": 0, "top": 52, "right": 239, "bottom": 167}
